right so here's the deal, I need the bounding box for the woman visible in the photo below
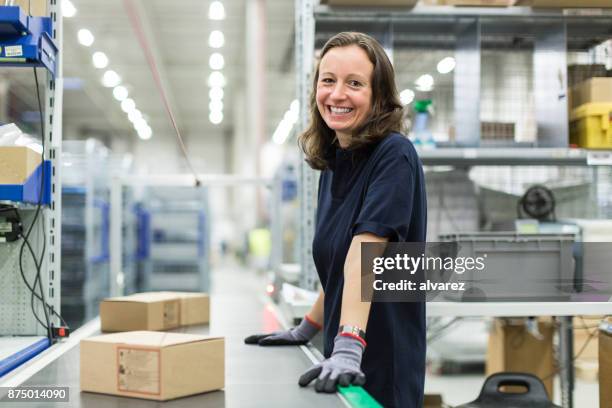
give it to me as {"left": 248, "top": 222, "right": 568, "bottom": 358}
{"left": 245, "top": 31, "right": 427, "bottom": 408}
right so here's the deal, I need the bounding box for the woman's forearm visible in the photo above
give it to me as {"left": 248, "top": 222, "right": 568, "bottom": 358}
{"left": 340, "top": 233, "right": 387, "bottom": 330}
{"left": 306, "top": 287, "right": 325, "bottom": 326}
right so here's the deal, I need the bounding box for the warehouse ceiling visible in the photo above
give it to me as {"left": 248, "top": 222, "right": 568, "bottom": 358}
{"left": 6, "top": 0, "right": 296, "bottom": 147}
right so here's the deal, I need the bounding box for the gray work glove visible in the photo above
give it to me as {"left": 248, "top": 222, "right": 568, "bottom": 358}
{"left": 244, "top": 316, "right": 321, "bottom": 346}
{"left": 298, "top": 335, "right": 366, "bottom": 393}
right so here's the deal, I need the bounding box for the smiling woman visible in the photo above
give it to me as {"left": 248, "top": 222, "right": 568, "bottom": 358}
{"left": 246, "top": 32, "right": 428, "bottom": 408}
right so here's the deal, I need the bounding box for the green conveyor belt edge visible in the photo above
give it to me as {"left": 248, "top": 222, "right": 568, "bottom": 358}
{"left": 337, "top": 385, "right": 383, "bottom": 408}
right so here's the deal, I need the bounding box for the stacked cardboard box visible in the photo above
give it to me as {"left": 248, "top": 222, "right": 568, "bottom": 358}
{"left": 100, "top": 292, "right": 210, "bottom": 332}
{"left": 12, "top": 0, "right": 47, "bottom": 16}
{"left": 574, "top": 316, "right": 602, "bottom": 382}
{"left": 570, "top": 78, "right": 612, "bottom": 109}
{"left": 600, "top": 318, "right": 612, "bottom": 408}
{"left": 80, "top": 331, "right": 224, "bottom": 401}
{"left": 320, "top": 0, "right": 417, "bottom": 5}
{"left": 486, "top": 318, "right": 555, "bottom": 399}
{"left": 0, "top": 146, "right": 43, "bottom": 184}
{"left": 568, "top": 64, "right": 608, "bottom": 88}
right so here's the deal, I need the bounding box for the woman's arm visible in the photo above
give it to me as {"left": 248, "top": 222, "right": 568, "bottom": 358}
{"left": 340, "top": 232, "right": 388, "bottom": 330}
{"left": 306, "top": 287, "right": 325, "bottom": 327}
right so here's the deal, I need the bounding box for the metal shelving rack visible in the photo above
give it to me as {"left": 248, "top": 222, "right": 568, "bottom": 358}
{"left": 0, "top": 0, "right": 63, "bottom": 369}
{"left": 295, "top": 2, "right": 612, "bottom": 407}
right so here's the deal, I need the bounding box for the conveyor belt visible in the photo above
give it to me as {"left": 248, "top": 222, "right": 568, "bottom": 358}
{"left": 1, "top": 268, "right": 349, "bottom": 407}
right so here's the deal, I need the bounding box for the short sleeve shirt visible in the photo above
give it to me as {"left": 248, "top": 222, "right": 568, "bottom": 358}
{"left": 312, "top": 133, "right": 427, "bottom": 408}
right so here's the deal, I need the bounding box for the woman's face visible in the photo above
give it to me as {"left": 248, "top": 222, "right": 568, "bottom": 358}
{"left": 316, "top": 45, "right": 374, "bottom": 146}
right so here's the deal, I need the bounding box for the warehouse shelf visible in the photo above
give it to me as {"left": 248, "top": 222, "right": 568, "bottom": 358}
{"left": 418, "top": 147, "right": 612, "bottom": 166}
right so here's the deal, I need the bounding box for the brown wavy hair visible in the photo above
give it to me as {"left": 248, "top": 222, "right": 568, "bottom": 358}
{"left": 298, "top": 32, "right": 405, "bottom": 170}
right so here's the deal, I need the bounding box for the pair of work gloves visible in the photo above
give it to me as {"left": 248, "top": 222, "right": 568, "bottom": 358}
{"left": 244, "top": 317, "right": 366, "bottom": 393}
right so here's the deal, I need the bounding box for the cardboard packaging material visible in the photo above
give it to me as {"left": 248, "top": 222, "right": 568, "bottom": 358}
{"left": 80, "top": 331, "right": 224, "bottom": 401}
{"left": 0, "top": 146, "right": 43, "bottom": 184}
{"left": 568, "top": 64, "right": 608, "bottom": 88}
{"left": 100, "top": 292, "right": 209, "bottom": 332}
{"left": 574, "top": 316, "right": 602, "bottom": 382}
{"left": 571, "top": 78, "right": 612, "bottom": 108}
{"left": 528, "top": 0, "right": 612, "bottom": 7}
{"left": 486, "top": 318, "right": 555, "bottom": 399}
{"left": 600, "top": 318, "right": 612, "bottom": 408}
{"left": 321, "top": 0, "right": 418, "bottom": 6}
{"left": 161, "top": 291, "right": 210, "bottom": 326}
{"left": 12, "top": 0, "right": 47, "bottom": 16}
{"left": 439, "top": 0, "right": 517, "bottom": 6}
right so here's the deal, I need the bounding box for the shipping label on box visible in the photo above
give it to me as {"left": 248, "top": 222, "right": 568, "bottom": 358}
{"left": 81, "top": 331, "right": 224, "bottom": 401}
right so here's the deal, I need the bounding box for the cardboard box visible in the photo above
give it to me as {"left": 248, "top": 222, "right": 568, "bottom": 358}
{"left": 161, "top": 291, "right": 210, "bottom": 326}
{"left": 600, "top": 318, "right": 612, "bottom": 408}
{"left": 572, "top": 78, "right": 612, "bottom": 108}
{"left": 12, "top": 0, "right": 47, "bottom": 16}
{"left": 100, "top": 292, "right": 210, "bottom": 332}
{"left": 80, "top": 331, "right": 224, "bottom": 401}
{"left": 574, "top": 315, "right": 602, "bottom": 361}
{"left": 321, "top": 0, "right": 418, "bottom": 6}
{"left": 440, "top": 0, "right": 517, "bottom": 6}
{"left": 0, "top": 146, "right": 43, "bottom": 185}
{"left": 528, "top": 0, "right": 612, "bottom": 7}
{"left": 486, "top": 318, "right": 555, "bottom": 399}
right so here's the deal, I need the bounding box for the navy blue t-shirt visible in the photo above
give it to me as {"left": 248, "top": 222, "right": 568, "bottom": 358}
{"left": 312, "top": 132, "right": 427, "bottom": 408}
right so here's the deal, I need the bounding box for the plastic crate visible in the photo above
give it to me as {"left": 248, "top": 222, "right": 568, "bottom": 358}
{"left": 437, "top": 232, "right": 576, "bottom": 301}
{"left": 570, "top": 103, "right": 612, "bottom": 149}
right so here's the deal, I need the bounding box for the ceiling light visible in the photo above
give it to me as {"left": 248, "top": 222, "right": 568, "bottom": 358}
{"left": 290, "top": 99, "right": 299, "bottom": 114}
{"left": 209, "top": 100, "right": 223, "bottom": 112}
{"left": 207, "top": 71, "right": 226, "bottom": 88}
{"left": 209, "top": 53, "right": 225, "bottom": 70}
{"left": 62, "top": 0, "right": 76, "bottom": 17}
{"left": 209, "top": 111, "right": 223, "bottom": 125}
{"left": 208, "top": 1, "right": 226, "bottom": 20}
{"left": 92, "top": 52, "right": 108, "bottom": 69}
{"left": 208, "top": 31, "right": 225, "bottom": 48}
{"left": 78, "top": 29, "right": 94, "bottom": 47}
{"left": 102, "top": 70, "right": 121, "bottom": 87}
{"left": 437, "top": 57, "right": 456, "bottom": 74}
{"left": 128, "top": 109, "right": 142, "bottom": 123}
{"left": 121, "top": 98, "right": 136, "bottom": 113}
{"left": 399, "top": 89, "right": 415, "bottom": 105}
{"left": 209, "top": 86, "right": 224, "bottom": 101}
{"left": 138, "top": 126, "right": 152, "bottom": 140}
{"left": 113, "top": 85, "right": 128, "bottom": 101}
{"left": 415, "top": 74, "right": 434, "bottom": 92}
{"left": 134, "top": 118, "right": 148, "bottom": 131}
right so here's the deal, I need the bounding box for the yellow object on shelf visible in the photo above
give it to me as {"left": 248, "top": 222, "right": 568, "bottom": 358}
{"left": 570, "top": 103, "right": 612, "bottom": 149}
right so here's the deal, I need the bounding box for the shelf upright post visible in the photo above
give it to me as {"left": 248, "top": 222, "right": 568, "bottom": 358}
{"left": 534, "top": 21, "right": 568, "bottom": 147}
{"left": 296, "top": 0, "right": 318, "bottom": 291}
{"left": 42, "top": 0, "right": 63, "bottom": 327}
{"left": 454, "top": 18, "right": 481, "bottom": 147}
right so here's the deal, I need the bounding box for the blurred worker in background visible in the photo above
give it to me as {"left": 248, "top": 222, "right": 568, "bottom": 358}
{"left": 245, "top": 31, "right": 427, "bottom": 408}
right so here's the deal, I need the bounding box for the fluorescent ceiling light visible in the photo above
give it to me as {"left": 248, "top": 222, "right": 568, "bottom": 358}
{"left": 102, "top": 70, "right": 121, "bottom": 87}
{"left": 209, "top": 100, "right": 223, "bottom": 112}
{"left": 128, "top": 109, "right": 142, "bottom": 123}
{"left": 207, "top": 71, "right": 226, "bottom": 88}
{"left": 290, "top": 99, "right": 299, "bottom": 114}
{"left": 209, "top": 111, "right": 223, "bottom": 125}
{"left": 209, "top": 53, "right": 225, "bottom": 70}
{"left": 134, "top": 118, "right": 148, "bottom": 131}
{"left": 209, "top": 86, "right": 224, "bottom": 101}
{"left": 208, "top": 31, "right": 225, "bottom": 48}
{"left": 121, "top": 98, "right": 136, "bottom": 113}
{"left": 92, "top": 52, "right": 108, "bottom": 69}
{"left": 208, "top": 1, "right": 226, "bottom": 20}
{"left": 437, "top": 57, "right": 456, "bottom": 74}
{"left": 284, "top": 109, "right": 298, "bottom": 125}
{"left": 113, "top": 85, "right": 128, "bottom": 101}
{"left": 399, "top": 89, "right": 415, "bottom": 105}
{"left": 415, "top": 74, "right": 434, "bottom": 92}
{"left": 78, "top": 29, "right": 94, "bottom": 47}
{"left": 137, "top": 126, "right": 152, "bottom": 140}
{"left": 62, "top": 0, "right": 76, "bottom": 17}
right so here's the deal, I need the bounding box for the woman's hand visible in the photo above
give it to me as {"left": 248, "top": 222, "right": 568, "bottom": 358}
{"left": 298, "top": 335, "right": 365, "bottom": 392}
{"left": 244, "top": 315, "right": 321, "bottom": 346}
